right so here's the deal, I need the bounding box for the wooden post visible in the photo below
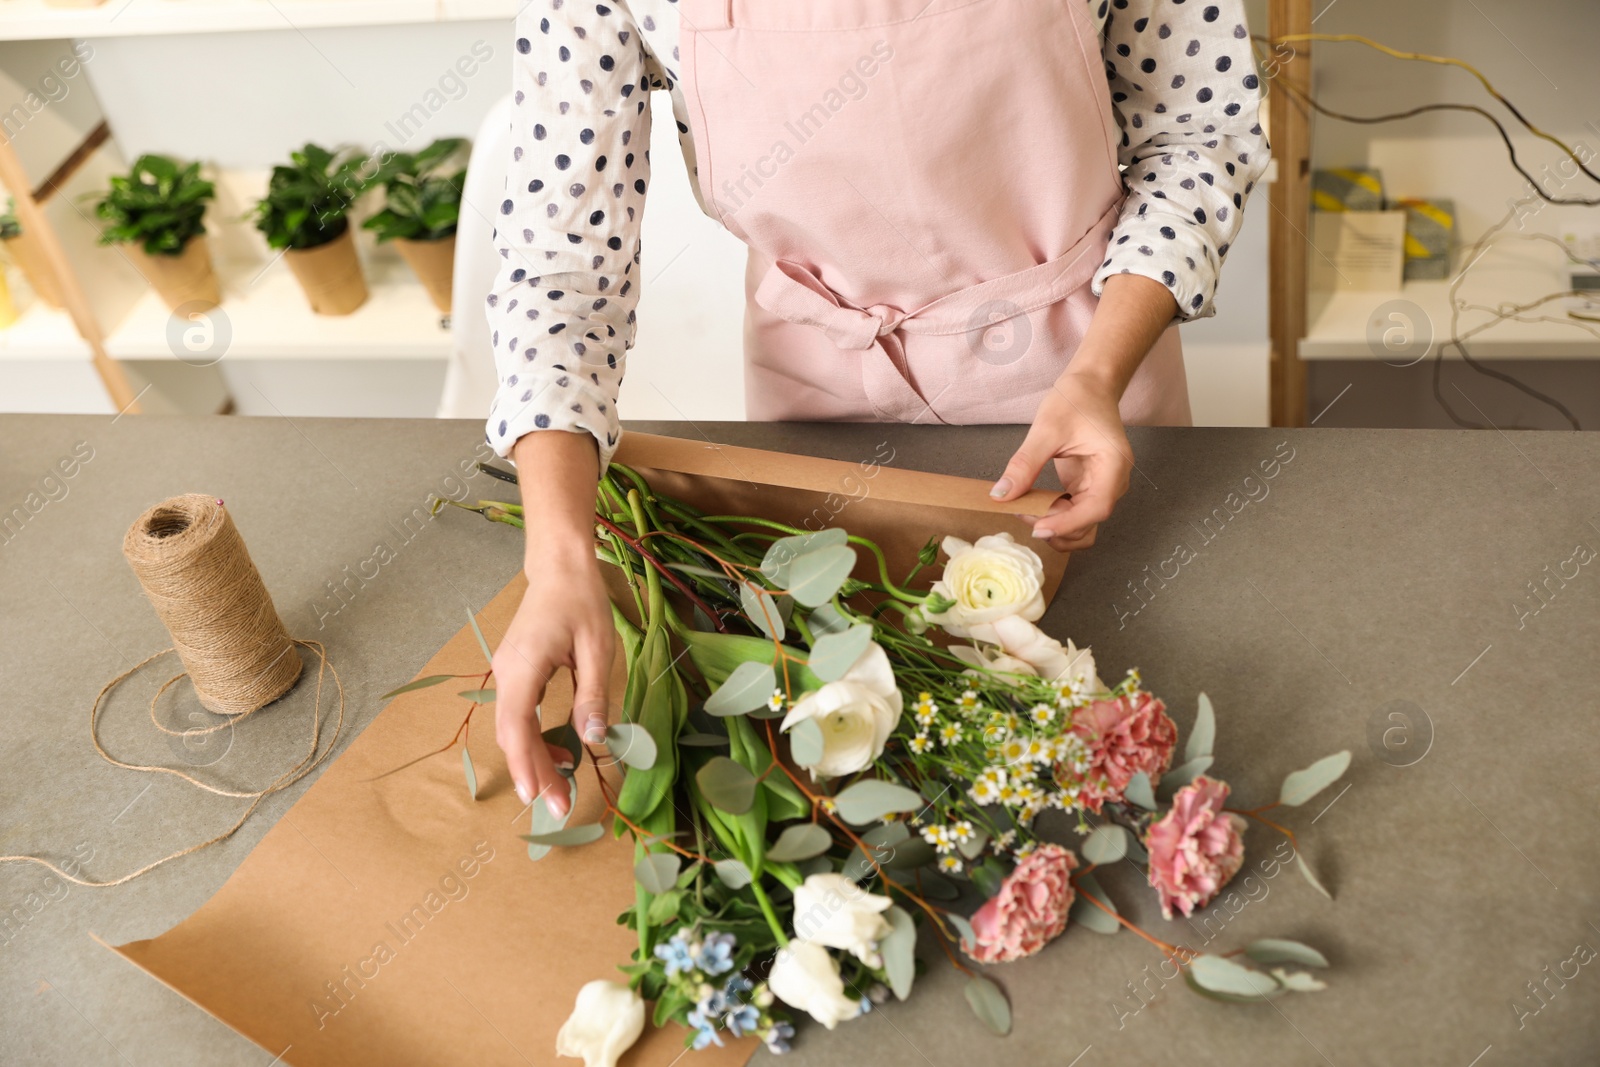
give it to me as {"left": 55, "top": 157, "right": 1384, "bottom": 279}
{"left": 1267, "top": 0, "right": 1313, "bottom": 427}
{"left": 0, "top": 126, "right": 143, "bottom": 414}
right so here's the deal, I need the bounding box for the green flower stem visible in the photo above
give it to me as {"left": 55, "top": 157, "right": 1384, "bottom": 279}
{"left": 748, "top": 879, "right": 790, "bottom": 948}
{"left": 627, "top": 490, "right": 667, "bottom": 624}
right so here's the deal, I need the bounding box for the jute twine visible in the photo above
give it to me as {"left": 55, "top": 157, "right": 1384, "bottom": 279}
{"left": 0, "top": 495, "right": 345, "bottom": 887}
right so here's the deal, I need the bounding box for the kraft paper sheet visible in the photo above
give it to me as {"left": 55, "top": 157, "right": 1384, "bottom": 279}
{"left": 109, "top": 435, "right": 1070, "bottom": 1066}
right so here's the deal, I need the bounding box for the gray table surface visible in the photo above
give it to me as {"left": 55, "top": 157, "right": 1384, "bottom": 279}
{"left": 1, "top": 414, "right": 1597, "bottom": 1067}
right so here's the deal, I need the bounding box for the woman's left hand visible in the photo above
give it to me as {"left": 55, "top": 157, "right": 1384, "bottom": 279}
{"left": 989, "top": 364, "right": 1134, "bottom": 553}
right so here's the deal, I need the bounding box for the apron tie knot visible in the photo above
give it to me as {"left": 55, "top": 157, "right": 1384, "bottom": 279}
{"left": 754, "top": 259, "right": 909, "bottom": 351}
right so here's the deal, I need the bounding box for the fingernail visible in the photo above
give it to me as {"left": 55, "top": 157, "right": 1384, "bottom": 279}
{"left": 1031, "top": 526, "right": 1052, "bottom": 540}
{"left": 989, "top": 477, "right": 1013, "bottom": 499}
{"left": 583, "top": 714, "right": 607, "bottom": 744}
{"left": 515, "top": 781, "right": 532, "bottom": 806}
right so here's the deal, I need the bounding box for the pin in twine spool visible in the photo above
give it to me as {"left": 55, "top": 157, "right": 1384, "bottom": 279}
{"left": 123, "top": 493, "right": 302, "bottom": 715}
{"left": 0, "top": 494, "right": 345, "bottom": 887}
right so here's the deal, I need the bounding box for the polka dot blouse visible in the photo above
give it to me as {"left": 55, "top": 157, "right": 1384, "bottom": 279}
{"left": 486, "top": 0, "right": 1269, "bottom": 466}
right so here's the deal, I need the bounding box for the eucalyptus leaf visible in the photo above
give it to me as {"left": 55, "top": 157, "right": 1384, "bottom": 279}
{"left": 788, "top": 718, "right": 825, "bottom": 767}
{"left": 963, "top": 974, "right": 1012, "bottom": 1036}
{"left": 807, "top": 603, "right": 852, "bottom": 637}
{"left": 381, "top": 675, "right": 457, "bottom": 700}
{"left": 787, "top": 545, "right": 859, "bottom": 607}
{"left": 634, "top": 853, "right": 682, "bottom": 894}
{"left": 955, "top": 829, "right": 989, "bottom": 861}
{"left": 862, "top": 822, "right": 911, "bottom": 847}
{"left": 807, "top": 624, "right": 874, "bottom": 682}
{"left": 1182, "top": 967, "right": 1286, "bottom": 1004}
{"left": 797, "top": 856, "right": 834, "bottom": 879}
{"left": 740, "top": 584, "right": 786, "bottom": 641}
{"left": 678, "top": 732, "right": 730, "bottom": 748}
{"left": 1081, "top": 824, "right": 1130, "bottom": 864}
{"left": 1069, "top": 891, "right": 1121, "bottom": 935}
{"left": 882, "top": 906, "right": 917, "bottom": 1001}
{"left": 525, "top": 780, "right": 577, "bottom": 861}
{"left": 766, "top": 823, "right": 833, "bottom": 863}
{"left": 761, "top": 529, "right": 848, "bottom": 585}
{"left": 1247, "top": 940, "right": 1330, "bottom": 969}
{"left": 462, "top": 747, "right": 478, "bottom": 800}
{"left": 1123, "top": 771, "right": 1157, "bottom": 810}
{"left": 521, "top": 823, "right": 604, "bottom": 848}
{"left": 1188, "top": 954, "right": 1284, "bottom": 999}
{"left": 1187, "top": 692, "right": 1216, "bottom": 763}
{"left": 882, "top": 838, "right": 936, "bottom": 871}
{"left": 713, "top": 858, "right": 753, "bottom": 889}
{"left": 466, "top": 608, "right": 494, "bottom": 665}
{"left": 1160, "top": 755, "right": 1213, "bottom": 794}
{"left": 1278, "top": 750, "right": 1352, "bottom": 807}
{"left": 917, "top": 870, "right": 961, "bottom": 900}
{"left": 1271, "top": 968, "right": 1329, "bottom": 992}
{"left": 704, "top": 661, "right": 777, "bottom": 717}
{"left": 457, "top": 688, "right": 497, "bottom": 704}
{"left": 947, "top": 913, "right": 977, "bottom": 952}
{"left": 697, "top": 756, "right": 758, "bottom": 814}
{"left": 542, "top": 722, "right": 582, "bottom": 768}
{"left": 1298, "top": 854, "right": 1333, "bottom": 900}
{"left": 606, "top": 723, "right": 658, "bottom": 770}
{"left": 833, "top": 780, "right": 925, "bottom": 825}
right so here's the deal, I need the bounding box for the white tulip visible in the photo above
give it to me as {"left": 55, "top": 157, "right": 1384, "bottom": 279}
{"left": 791, "top": 873, "right": 893, "bottom": 962}
{"left": 767, "top": 941, "right": 862, "bottom": 1030}
{"left": 990, "top": 616, "right": 1100, "bottom": 692}
{"left": 921, "top": 534, "right": 1046, "bottom": 642}
{"left": 781, "top": 642, "right": 902, "bottom": 777}
{"left": 555, "top": 980, "right": 646, "bottom": 1067}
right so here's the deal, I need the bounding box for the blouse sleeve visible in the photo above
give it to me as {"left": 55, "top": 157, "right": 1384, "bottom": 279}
{"left": 1092, "top": 0, "right": 1270, "bottom": 322}
{"left": 485, "top": 0, "right": 663, "bottom": 471}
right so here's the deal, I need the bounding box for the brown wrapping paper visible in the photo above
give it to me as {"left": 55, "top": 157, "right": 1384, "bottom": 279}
{"left": 285, "top": 229, "right": 369, "bottom": 316}
{"left": 128, "top": 235, "right": 223, "bottom": 313}
{"left": 108, "top": 436, "right": 1071, "bottom": 1066}
{"left": 393, "top": 234, "right": 456, "bottom": 314}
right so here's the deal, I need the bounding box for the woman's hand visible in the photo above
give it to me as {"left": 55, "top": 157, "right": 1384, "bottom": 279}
{"left": 494, "top": 431, "right": 615, "bottom": 818}
{"left": 989, "top": 273, "right": 1179, "bottom": 552}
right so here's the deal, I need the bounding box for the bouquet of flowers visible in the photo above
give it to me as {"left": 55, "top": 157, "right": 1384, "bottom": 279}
{"left": 414, "top": 456, "right": 1349, "bottom": 1062}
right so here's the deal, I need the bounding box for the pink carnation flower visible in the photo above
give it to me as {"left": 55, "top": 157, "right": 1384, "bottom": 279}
{"left": 967, "top": 844, "right": 1077, "bottom": 963}
{"left": 1069, "top": 692, "right": 1177, "bottom": 813}
{"left": 1145, "top": 775, "right": 1247, "bottom": 920}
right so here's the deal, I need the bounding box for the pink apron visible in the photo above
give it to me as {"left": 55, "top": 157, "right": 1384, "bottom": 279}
{"left": 677, "top": 0, "right": 1191, "bottom": 427}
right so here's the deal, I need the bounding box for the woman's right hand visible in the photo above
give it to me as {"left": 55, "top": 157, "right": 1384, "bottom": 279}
{"left": 493, "top": 431, "right": 615, "bottom": 819}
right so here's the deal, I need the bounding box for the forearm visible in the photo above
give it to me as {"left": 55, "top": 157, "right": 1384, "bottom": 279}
{"left": 512, "top": 430, "right": 601, "bottom": 575}
{"left": 1062, "top": 273, "right": 1180, "bottom": 398}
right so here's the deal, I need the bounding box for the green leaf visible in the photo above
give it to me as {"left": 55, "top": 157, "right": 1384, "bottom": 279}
{"left": 740, "top": 584, "right": 786, "bottom": 641}
{"left": 761, "top": 529, "right": 848, "bottom": 585}
{"left": 605, "top": 723, "right": 658, "bottom": 770}
{"left": 765, "top": 823, "right": 833, "bottom": 863}
{"left": 1186, "top": 956, "right": 1285, "bottom": 1000}
{"left": 882, "top": 906, "right": 916, "bottom": 1001}
{"left": 947, "top": 913, "right": 977, "bottom": 952}
{"left": 520, "top": 824, "right": 604, "bottom": 848}
{"left": 1069, "top": 871, "right": 1121, "bottom": 935}
{"left": 542, "top": 722, "right": 582, "bottom": 768}
{"left": 646, "top": 889, "right": 685, "bottom": 926}
{"left": 1278, "top": 751, "right": 1352, "bottom": 807}
{"left": 525, "top": 780, "right": 576, "bottom": 861}
{"left": 1081, "top": 824, "right": 1129, "bottom": 864}
{"left": 788, "top": 718, "right": 825, "bottom": 767}
{"left": 1270, "top": 968, "right": 1329, "bottom": 992}
{"left": 705, "top": 661, "right": 777, "bottom": 717}
{"left": 380, "top": 674, "right": 457, "bottom": 700}
{"left": 457, "top": 688, "right": 496, "bottom": 703}
{"left": 797, "top": 856, "right": 834, "bottom": 879}
{"left": 956, "top": 828, "right": 989, "bottom": 861}
{"left": 1123, "top": 771, "right": 1156, "bottom": 810}
{"left": 917, "top": 870, "right": 961, "bottom": 900}
{"left": 786, "top": 545, "right": 858, "bottom": 607}
{"left": 807, "top": 603, "right": 852, "bottom": 637}
{"left": 1246, "top": 940, "right": 1330, "bottom": 969}
{"left": 679, "top": 732, "right": 730, "bottom": 748}
{"left": 1160, "top": 755, "right": 1213, "bottom": 794}
{"left": 697, "top": 756, "right": 757, "bottom": 814}
{"left": 713, "top": 858, "right": 752, "bottom": 889}
{"left": 462, "top": 747, "right": 478, "bottom": 800}
{"left": 1187, "top": 692, "right": 1216, "bottom": 763}
{"left": 466, "top": 608, "right": 494, "bottom": 665}
{"left": 963, "top": 974, "right": 1012, "bottom": 1036}
{"left": 1298, "top": 854, "right": 1333, "bottom": 900}
{"left": 833, "top": 780, "right": 926, "bottom": 825}
{"left": 882, "top": 838, "right": 936, "bottom": 871}
{"left": 1182, "top": 966, "right": 1286, "bottom": 1004}
{"left": 634, "top": 853, "right": 681, "bottom": 894}
{"left": 807, "top": 624, "right": 874, "bottom": 682}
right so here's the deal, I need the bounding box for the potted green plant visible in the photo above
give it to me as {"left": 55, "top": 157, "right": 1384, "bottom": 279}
{"left": 364, "top": 137, "right": 468, "bottom": 313}
{"left": 0, "top": 197, "right": 63, "bottom": 309}
{"left": 91, "top": 154, "right": 221, "bottom": 312}
{"left": 253, "top": 143, "right": 371, "bottom": 315}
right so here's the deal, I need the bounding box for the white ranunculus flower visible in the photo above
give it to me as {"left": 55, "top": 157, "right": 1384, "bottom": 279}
{"left": 990, "top": 616, "right": 1100, "bottom": 691}
{"left": 555, "top": 980, "right": 646, "bottom": 1067}
{"left": 949, "top": 642, "right": 1039, "bottom": 679}
{"left": 791, "top": 873, "right": 893, "bottom": 962}
{"left": 922, "top": 533, "right": 1046, "bottom": 642}
{"left": 767, "top": 940, "right": 863, "bottom": 1030}
{"left": 781, "top": 642, "right": 902, "bottom": 778}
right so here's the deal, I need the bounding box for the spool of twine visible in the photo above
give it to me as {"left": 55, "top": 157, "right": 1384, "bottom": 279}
{"left": 123, "top": 493, "right": 301, "bottom": 715}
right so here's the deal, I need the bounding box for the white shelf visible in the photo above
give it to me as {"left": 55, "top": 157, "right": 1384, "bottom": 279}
{"left": 0, "top": 298, "right": 91, "bottom": 362}
{"left": 103, "top": 250, "right": 451, "bottom": 362}
{"left": 0, "top": 0, "right": 513, "bottom": 41}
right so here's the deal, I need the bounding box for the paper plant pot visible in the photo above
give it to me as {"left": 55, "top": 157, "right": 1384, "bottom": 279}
{"left": 392, "top": 234, "right": 455, "bottom": 314}
{"left": 128, "top": 235, "right": 222, "bottom": 313}
{"left": 1, "top": 231, "right": 64, "bottom": 309}
{"left": 284, "top": 228, "right": 368, "bottom": 316}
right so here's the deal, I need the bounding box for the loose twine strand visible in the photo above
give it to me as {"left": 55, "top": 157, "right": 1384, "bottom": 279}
{"left": 0, "top": 495, "right": 345, "bottom": 887}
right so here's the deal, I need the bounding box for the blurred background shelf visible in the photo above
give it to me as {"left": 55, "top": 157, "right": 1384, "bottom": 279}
{"left": 0, "top": 0, "right": 515, "bottom": 41}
